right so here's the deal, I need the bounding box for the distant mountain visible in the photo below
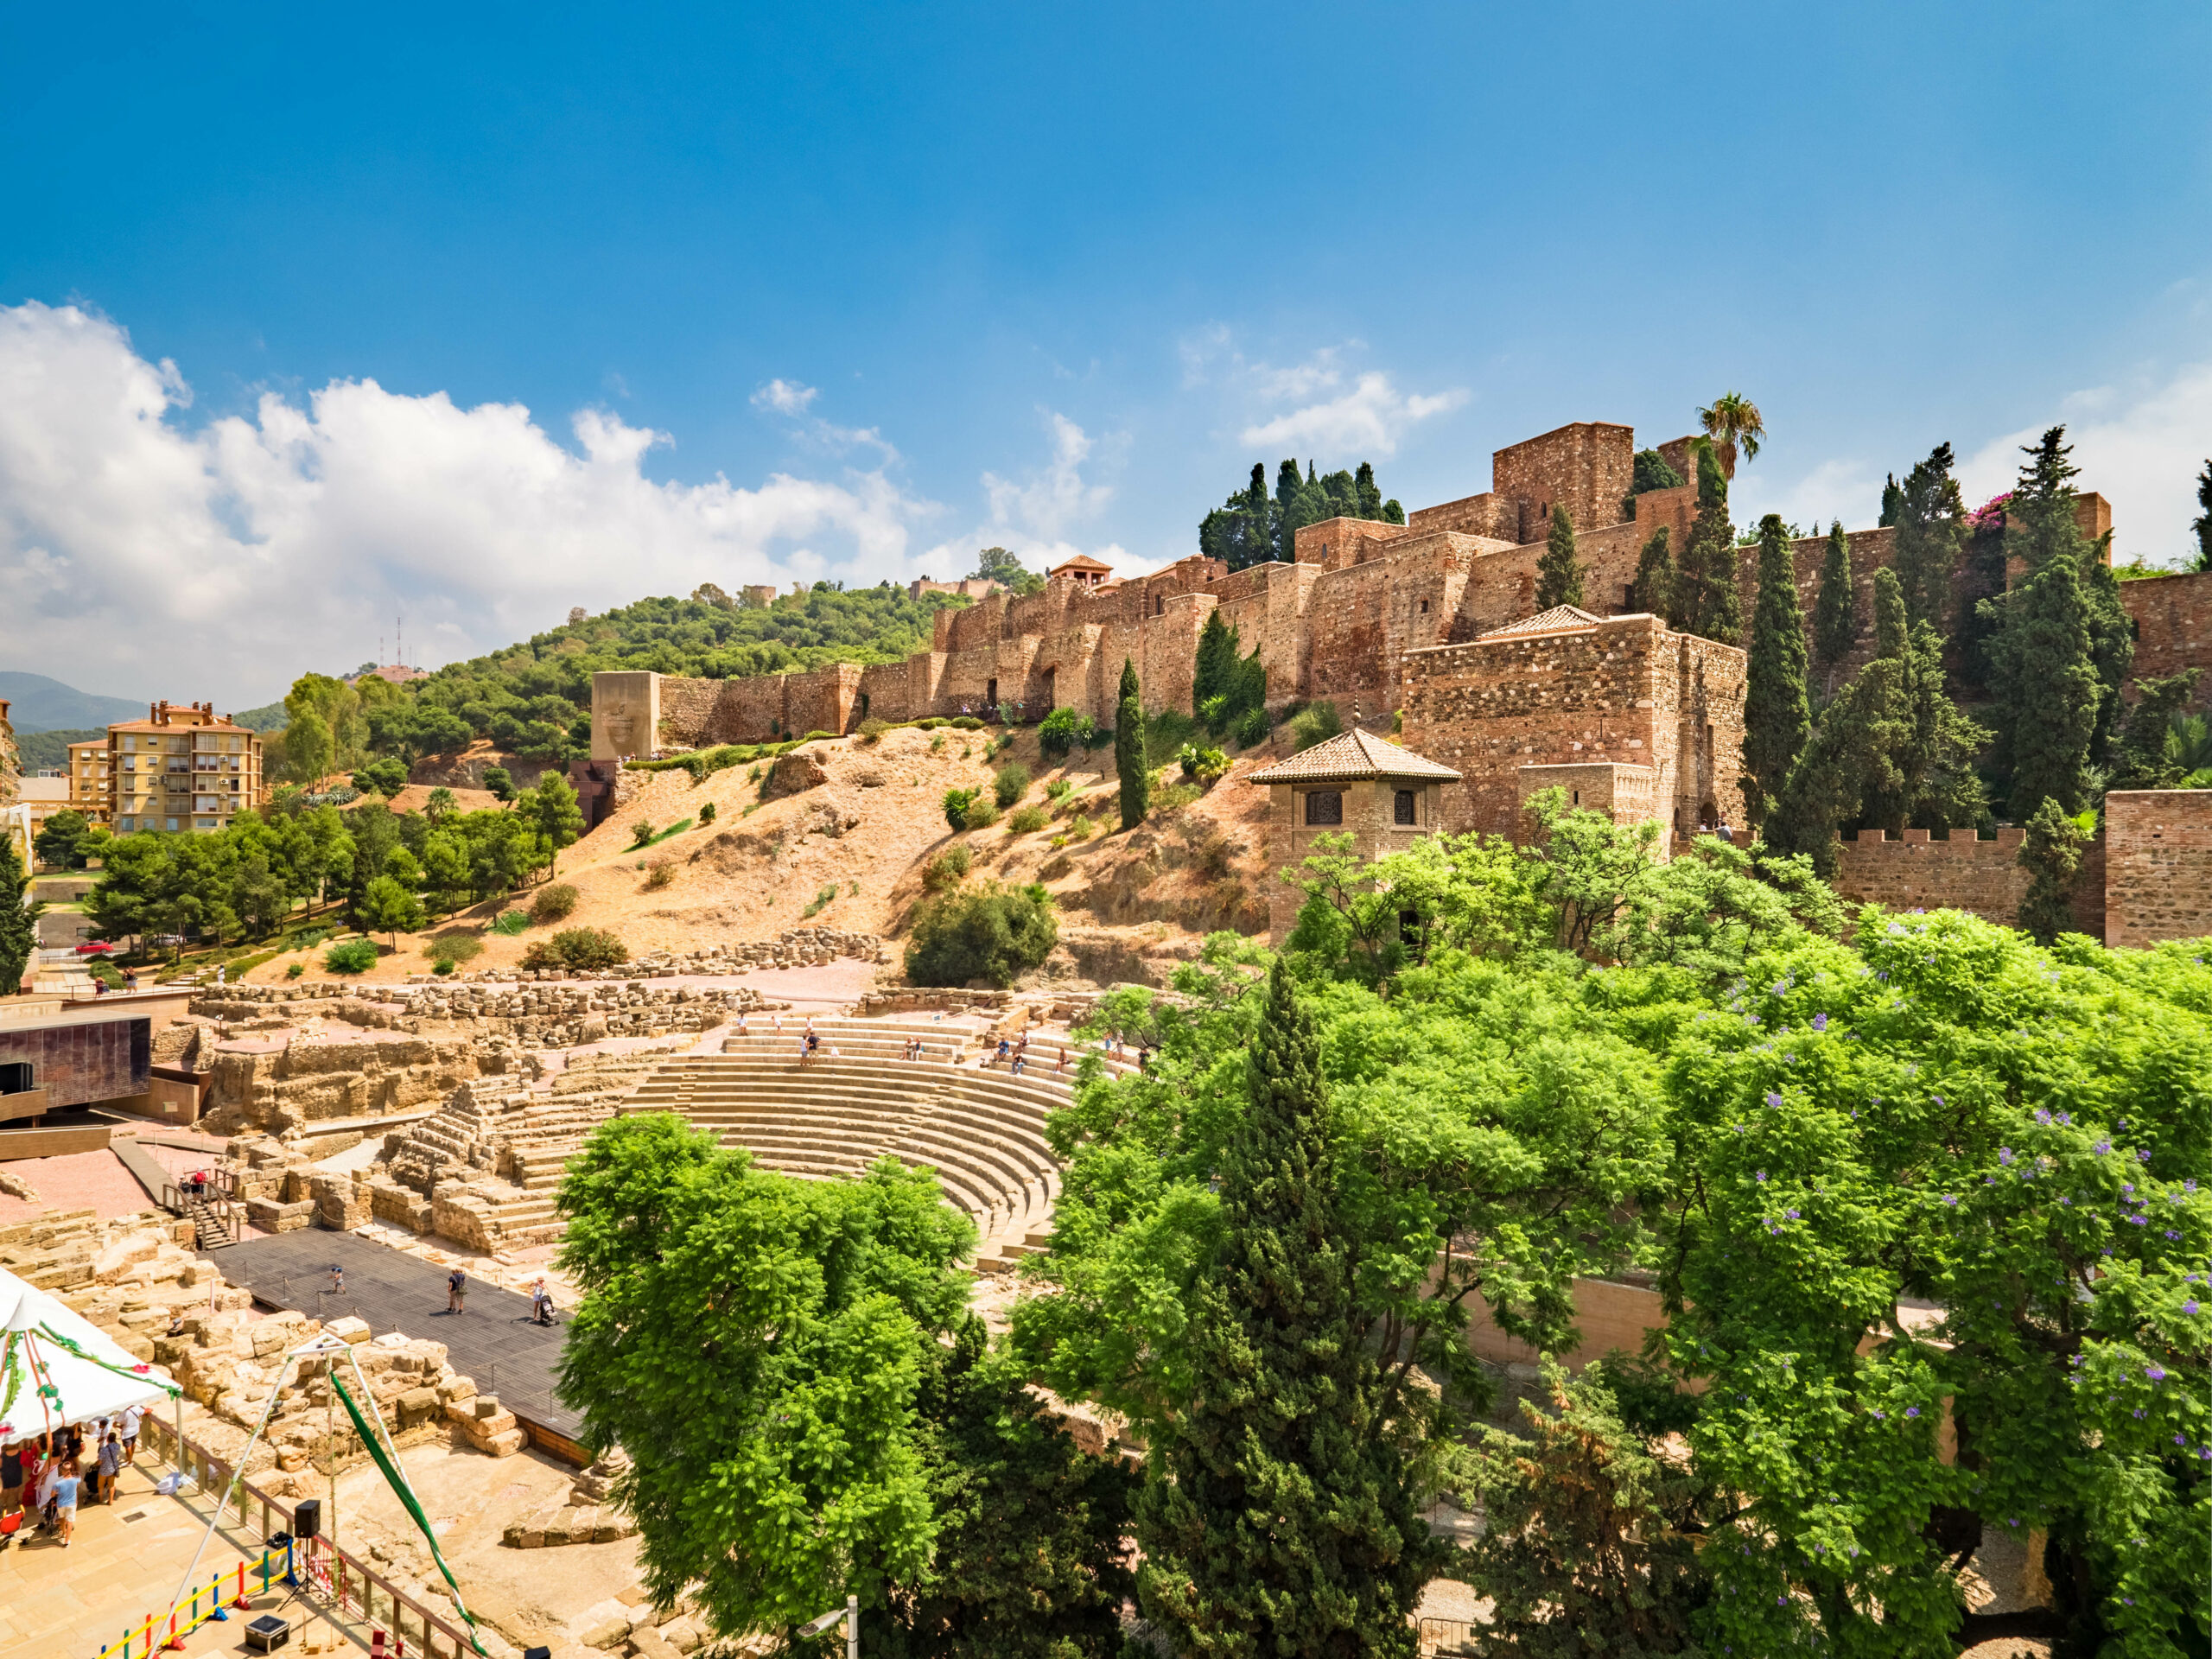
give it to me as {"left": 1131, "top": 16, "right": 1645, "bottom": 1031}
{"left": 232, "top": 702, "right": 289, "bottom": 733}
{"left": 0, "top": 672, "right": 148, "bottom": 733}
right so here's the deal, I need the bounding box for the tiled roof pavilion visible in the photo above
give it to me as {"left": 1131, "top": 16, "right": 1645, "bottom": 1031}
{"left": 1246, "top": 727, "right": 1462, "bottom": 785}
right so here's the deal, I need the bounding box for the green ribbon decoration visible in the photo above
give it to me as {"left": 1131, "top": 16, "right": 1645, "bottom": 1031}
{"left": 329, "top": 1371, "right": 492, "bottom": 1656}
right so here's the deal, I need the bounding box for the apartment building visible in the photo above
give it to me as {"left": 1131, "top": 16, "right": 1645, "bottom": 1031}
{"left": 107, "top": 701, "right": 268, "bottom": 834}
{"left": 67, "top": 739, "right": 111, "bottom": 825}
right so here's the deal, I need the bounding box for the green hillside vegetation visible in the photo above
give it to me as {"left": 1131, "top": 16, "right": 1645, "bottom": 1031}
{"left": 16, "top": 728, "right": 101, "bottom": 772}
{"left": 270, "top": 582, "right": 972, "bottom": 779}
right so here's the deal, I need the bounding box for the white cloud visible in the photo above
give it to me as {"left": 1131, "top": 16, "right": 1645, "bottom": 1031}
{"left": 1239, "top": 371, "right": 1467, "bottom": 458}
{"left": 0, "top": 302, "right": 944, "bottom": 706}
{"left": 1959, "top": 362, "right": 2212, "bottom": 566}
{"left": 751, "top": 376, "right": 899, "bottom": 463}
{"left": 914, "top": 410, "right": 1129, "bottom": 581}
{"left": 1732, "top": 456, "right": 1885, "bottom": 537}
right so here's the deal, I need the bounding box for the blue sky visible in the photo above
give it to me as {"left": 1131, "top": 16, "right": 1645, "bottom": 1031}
{"left": 3, "top": 2, "right": 2208, "bottom": 707}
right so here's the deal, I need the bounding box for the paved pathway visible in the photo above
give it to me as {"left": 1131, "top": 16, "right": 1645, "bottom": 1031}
{"left": 211, "top": 1231, "right": 582, "bottom": 1440}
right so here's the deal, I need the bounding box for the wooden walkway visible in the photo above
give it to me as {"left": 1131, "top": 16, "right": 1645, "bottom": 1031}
{"left": 210, "top": 1230, "right": 582, "bottom": 1440}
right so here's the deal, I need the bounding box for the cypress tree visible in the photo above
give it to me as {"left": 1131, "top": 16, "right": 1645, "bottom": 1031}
{"left": 1741, "top": 513, "right": 1811, "bottom": 828}
{"left": 1535, "top": 504, "right": 1585, "bottom": 610}
{"left": 1630, "top": 526, "right": 1674, "bottom": 620}
{"left": 2194, "top": 459, "right": 2212, "bottom": 573}
{"left": 1980, "top": 429, "right": 2103, "bottom": 817}
{"left": 1849, "top": 569, "right": 1990, "bottom": 836}
{"left": 1891, "top": 442, "right": 1965, "bottom": 634}
{"left": 1672, "top": 442, "right": 1741, "bottom": 643}
{"left": 0, "top": 842, "right": 39, "bottom": 997}
{"left": 2017, "top": 798, "right": 2088, "bottom": 945}
{"left": 1811, "top": 521, "right": 1857, "bottom": 689}
{"left": 1135, "top": 959, "right": 1439, "bottom": 1658}
{"left": 1193, "top": 611, "right": 1236, "bottom": 718}
{"left": 1878, "top": 473, "right": 1904, "bottom": 528}
{"left": 1354, "top": 461, "right": 1382, "bottom": 519}
{"left": 1115, "top": 658, "right": 1148, "bottom": 830}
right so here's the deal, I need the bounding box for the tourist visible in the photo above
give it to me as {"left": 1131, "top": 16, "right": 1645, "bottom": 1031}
{"left": 124, "top": 968, "right": 138, "bottom": 993}
{"left": 119, "top": 1404, "right": 143, "bottom": 1465}
{"left": 0, "top": 1442, "right": 22, "bottom": 1529}
{"left": 735, "top": 1013, "right": 748, "bottom": 1038}
{"left": 995, "top": 1036, "right": 1010, "bottom": 1066}
{"left": 96, "top": 1433, "right": 121, "bottom": 1506}
{"left": 1056, "top": 1046, "right": 1067, "bottom": 1074}
{"left": 448, "top": 1267, "right": 467, "bottom": 1313}
{"left": 50, "top": 1462, "right": 78, "bottom": 1547}
{"left": 330, "top": 1264, "right": 345, "bottom": 1296}
{"left": 531, "top": 1278, "right": 555, "bottom": 1326}
{"left": 34, "top": 1450, "right": 58, "bottom": 1534}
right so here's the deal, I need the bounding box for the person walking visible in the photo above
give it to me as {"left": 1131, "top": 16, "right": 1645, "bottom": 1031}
{"left": 448, "top": 1267, "right": 467, "bottom": 1313}
{"left": 51, "top": 1464, "right": 79, "bottom": 1547}
{"left": 95, "top": 1433, "right": 121, "bottom": 1506}
{"left": 329, "top": 1264, "right": 345, "bottom": 1296}
{"left": 119, "top": 1404, "right": 143, "bottom": 1465}
{"left": 531, "top": 1278, "right": 555, "bottom": 1326}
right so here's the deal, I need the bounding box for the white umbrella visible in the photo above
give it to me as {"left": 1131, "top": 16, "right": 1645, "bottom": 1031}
{"left": 0, "top": 1267, "right": 178, "bottom": 1446}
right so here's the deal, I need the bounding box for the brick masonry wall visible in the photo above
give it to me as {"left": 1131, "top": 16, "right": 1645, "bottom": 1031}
{"left": 1492, "top": 423, "right": 1636, "bottom": 542}
{"left": 1290, "top": 516, "right": 1413, "bottom": 569}
{"left": 2120, "top": 572, "right": 2212, "bottom": 711}
{"left": 1262, "top": 776, "right": 1445, "bottom": 942}
{"left": 1830, "top": 828, "right": 2107, "bottom": 938}
{"left": 1398, "top": 613, "right": 1745, "bottom": 839}
{"left": 2105, "top": 791, "right": 2212, "bottom": 948}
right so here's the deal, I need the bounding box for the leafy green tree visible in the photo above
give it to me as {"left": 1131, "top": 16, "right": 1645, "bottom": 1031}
{"left": 1878, "top": 471, "right": 1904, "bottom": 527}
{"left": 423, "top": 786, "right": 457, "bottom": 826}
{"left": 1621, "top": 448, "right": 1685, "bottom": 521}
{"left": 359, "top": 874, "right": 425, "bottom": 946}
{"left": 353, "top": 757, "right": 408, "bottom": 797}
{"left": 2109, "top": 669, "right": 2203, "bottom": 789}
{"left": 1670, "top": 442, "right": 1740, "bottom": 644}
{"left": 2194, "top": 459, "right": 2212, "bottom": 572}
{"left": 1198, "top": 464, "right": 1280, "bottom": 574}
{"left": 32, "top": 808, "right": 97, "bottom": 871}
{"left": 1630, "top": 526, "right": 1673, "bottom": 620}
{"left": 481, "top": 765, "right": 515, "bottom": 803}
{"left": 2016, "top": 798, "right": 2089, "bottom": 944}
{"left": 555, "top": 1117, "right": 972, "bottom": 1640}
{"left": 1980, "top": 429, "right": 2104, "bottom": 817}
{"left": 1115, "top": 658, "right": 1147, "bottom": 830}
{"left": 527, "top": 771, "right": 586, "bottom": 872}
{"left": 1535, "top": 503, "right": 1586, "bottom": 610}
{"left": 230, "top": 853, "right": 290, "bottom": 938}
{"left": 1134, "top": 958, "right": 1446, "bottom": 1658}
{"left": 1890, "top": 442, "right": 1966, "bottom": 633}
{"left": 1464, "top": 1357, "right": 1707, "bottom": 1656}
{"left": 1192, "top": 611, "right": 1268, "bottom": 735}
{"left": 903, "top": 882, "right": 1057, "bottom": 988}
{"left": 1741, "top": 513, "right": 1812, "bottom": 828}
{"left": 875, "top": 1316, "right": 1136, "bottom": 1659}
{"left": 1810, "top": 520, "right": 1857, "bottom": 690}
{"left": 420, "top": 832, "right": 470, "bottom": 916}
{"left": 969, "top": 546, "right": 1044, "bottom": 597}
{"left": 0, "top": 842, "right": 40, "bottom": 994}
{"left": 84, "top": 832, "right": 169, "bottom": 950}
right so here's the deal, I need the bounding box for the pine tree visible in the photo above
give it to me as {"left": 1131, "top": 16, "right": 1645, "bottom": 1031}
{"left": 1812, "top": 521, "right": 1858, "bottom": 688}
{"left": 2017, "top": 798, "right": 2088, "bottom": 945}
{"left": 1878, "top": 473, "right": 1904, "bottom": 528}
{"left": 1115, "top": 659, "right": 1148, "bottom": 831}
{"left": 1535, "top": 504, "right": 1585, "bottom": 610}
{"left": 1630, "top": 526, "right": 1674, "bottom": 620}
{"left": 2194, "top": 460, "right": 2212, "bottom": 573}
{"left": 0, "top": 842, "right": 40, "bottom": 995}
{"left": 1891, "top": 442, "right": 1965, "bottom": 634}
{"left": 1741, "top": 514, "right": 1812, "bottom": 827}
{"left": 1135, "top": 959, "right": 1440, "bottom": 1658}
{"left": 1980, "top": 429, "right": 2104, "bottom": 817}
{"left": 1671, "top": 442, "right": 1741, "bottom": 643}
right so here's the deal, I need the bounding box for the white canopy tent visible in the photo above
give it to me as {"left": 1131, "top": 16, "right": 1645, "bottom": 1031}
{"left": 0, "top": 1267, "right": 178, "bottom": 1446}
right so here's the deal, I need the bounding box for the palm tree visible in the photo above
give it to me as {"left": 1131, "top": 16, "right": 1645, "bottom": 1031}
{"left": 1697, "top": 392, "right": 1766, "bottom": 471}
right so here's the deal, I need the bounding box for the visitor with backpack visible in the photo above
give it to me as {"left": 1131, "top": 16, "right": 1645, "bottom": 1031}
{"left": 448, "top": 1267, "right": 467, "bottom": 1313}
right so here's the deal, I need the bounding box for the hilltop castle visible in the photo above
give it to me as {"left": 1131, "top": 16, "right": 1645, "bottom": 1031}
{"left": 590, "top": 416, "right": 2185, "bottom": 845}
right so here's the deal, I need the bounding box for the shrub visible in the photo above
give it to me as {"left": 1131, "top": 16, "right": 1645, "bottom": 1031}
{"left": 950, "top": 715, "right": 985, "bottom": 730}
{"left": 995, "top": 701, "right": 1017, "bottom": 726}
{"left": 963, "top": 797, "right": 1001, "bottom": 831}
{"left": 643, "top": 861, "right": 676, "bottom": 891}
{"left": 426, "top": 935, "right": 484, "bottom": 965}
{"left": 1039, "top": 706, "right": 1083, "bottom": 758}
{"left": 1152, "top": 781, "right": 1204, "bottom": 817}
{"left": 904, "top": 880, "right": 1058, "bottom": 988}
{"left": 943, "top": 788, "right": 982, "bottom": 831}
{"left": 1177, "top": 744, "right": 1230, "bottom": 785}
{"left": 858, "top": 716, "right": 890, "bottom": 743}
{"left": 491, "top": 909, "right": 531, "bottom": 936}
{"left": 803, "top": 883, "right": 838, "bottom": 918}
{"left": 1142, "top": 708, "right": 1200, "bottom": 770}
{"left": 929, "top": 734, "right": 946, "bottom": 753}
{"left": 285, "top": 962, "right": 305, "bottom": 979}
{"left": 922, "top": 845, "right": 973, "bottom": 891}
{"left": 698, "top": 801, "right": 717, "bottom": 824}
{"left": 432, "top": 958, "right": 455, "bottom": 976}
{"left": 630, "top": 819, "right": 655, "bottom": 848}
{"left": 994, "top": 761, "right": 1033, "bottom": 809}
{"left": 531, "top": 883, "right": 580, "bottom": 923}
{"left": 1068, "top": 814, "right": 1096, "bottom": 840}
{"left": 1287, "top": 700, "right": 1343, "bottom": 753}
{"left": 324, "top": 939, "right": 378, "bottom": 974}
{"left": 913, "top": 717, "right": 943, "bottom": 730}
{"left": 519, "top": 926, "right": 629, "bottom": 971}
{"left": 1007, "top": 805, "right": 1048, "bottom": 834}
{"left": 1046, "top": 779, "right": 1072, "bottom": 802}
{"left": 1233, "top": 706, "right": 1271, "bottom": 748}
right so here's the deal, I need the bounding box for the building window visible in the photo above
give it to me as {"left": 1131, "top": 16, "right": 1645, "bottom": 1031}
{"left": 1419, "top": 599, "right": 1429, "bottom": 613}
{"left": 0, "top": 1062, "right": 31, "bottom": 1096}
{"left": 1154, "top": 594, "right": 1165, "bottom": 616}
{"left": 1394, "top": 789, "right": 1416, "bottom": 825}
{"left": 1305, "top": 790, "right": 1343, "bottom": 826}
{"left": 985, "top": 678, "right": 998, "bottom": 709}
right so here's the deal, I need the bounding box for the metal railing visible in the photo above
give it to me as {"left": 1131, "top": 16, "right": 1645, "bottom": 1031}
{"left": 1416, "top": 1618, "right": 1483, "bottom": 1656}
{"left": 138, "top": 1413, "right": 481, "bottom": 1658}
